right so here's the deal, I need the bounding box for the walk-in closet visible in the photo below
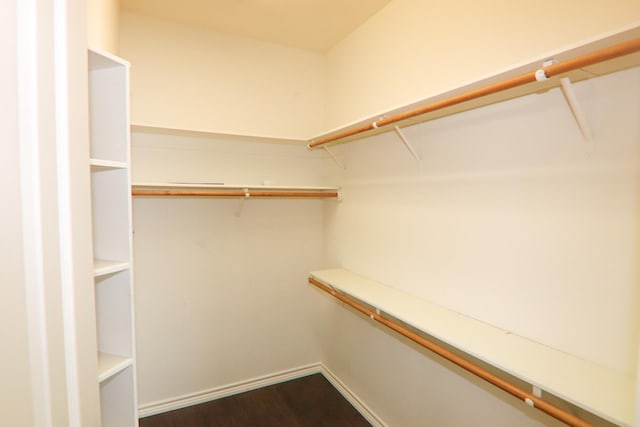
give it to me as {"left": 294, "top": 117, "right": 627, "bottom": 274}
{"left": 4, "top": 1, "right": 640, "bottom": 426}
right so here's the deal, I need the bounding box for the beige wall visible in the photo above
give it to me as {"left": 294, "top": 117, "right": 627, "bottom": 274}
{"left": 119, "top": 12, "right": 326, "bottom": 140}
{"left": 88, "top": 0, "right": 120, "bottom": 53}
{"left": 324, "top": 0, "right": 640, "bottom": 130}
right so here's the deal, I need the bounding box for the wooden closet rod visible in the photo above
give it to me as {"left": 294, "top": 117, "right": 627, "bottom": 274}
{"left": 308, "top": 277, "right": 595, "bottom": 427}
{"left": 132, "top": 189, "right": 340, "bottom": 198}
{"left": 308, "top": 37, "right": 640, "bottom": 148}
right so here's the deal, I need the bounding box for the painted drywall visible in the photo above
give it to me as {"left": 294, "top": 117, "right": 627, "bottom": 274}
{"left": 88, "top": 0, "right": 120, "bottom": 53}
{"left": 130, "top": 131, "right": 334, "bottom": 407}
{"left": 321, "top": 66, "right": 639, "bottom": 425}
{"left": 119, "top": 12, "right": 326, "bottom": 140}
{"left": 324, "top": 0, "right": 640, "bottom": 131}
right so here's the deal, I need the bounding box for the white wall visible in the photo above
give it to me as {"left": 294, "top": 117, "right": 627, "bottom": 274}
{"left": 324, "top": 0, "right": 640, "bottom": 130}
{"left": 130, "top": 131, "right": 334, "bottom": 407}
{"left": 88, "top": 0, "right": 120, "bottom": 53}
{"left": 119, "top": 12, "right": 326, "bottom": 140}
{"left": 322, "top": 66, "right": 639, "bottom": 426}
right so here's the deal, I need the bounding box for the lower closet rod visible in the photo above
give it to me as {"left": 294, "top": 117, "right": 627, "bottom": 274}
{"left": 308, "top": 277, "right": 594, "bottom": 427}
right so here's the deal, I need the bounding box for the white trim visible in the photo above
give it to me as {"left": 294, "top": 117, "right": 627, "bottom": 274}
{"left": 137, "top": 363, "right": 387, "bottom": 427}
{"left": 138, "top": 363, "right": 323, "bottom": 418}
{"left": 17, "top": 0, "right": 54, "bottom": 425}
{"left": 320, "top": 365, "right": 387, "bottom": 427}
{"left": 53, "top": 0, "right": 83, "bottom": 425}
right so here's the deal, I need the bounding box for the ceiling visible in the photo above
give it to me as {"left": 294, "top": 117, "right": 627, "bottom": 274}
{"left": 120, "top": 0, "right": 391, "bottom": 52}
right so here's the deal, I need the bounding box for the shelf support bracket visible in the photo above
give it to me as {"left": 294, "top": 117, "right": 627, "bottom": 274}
{"left": 394, "top": 126, "right": 420, "bottom": 161}
{"left": 323, "top": 146, "right": 345, "bottom": 170}
{"left": 559, "top": 77, "right": 593, "bottom": 144}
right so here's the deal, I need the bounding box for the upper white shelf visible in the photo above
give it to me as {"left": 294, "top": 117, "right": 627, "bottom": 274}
{"left": 309, "top": 268, "right": 635, "bottom": 427}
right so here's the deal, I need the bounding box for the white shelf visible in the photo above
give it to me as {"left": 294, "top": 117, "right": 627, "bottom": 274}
{"left": 132, "top": 181, "right": 340, "bottom": 192}
{"left": 97, "top": 352, "right": 134, "bottom": 383}
{"left": 309, "top": 268, "right": 636, "bottom": 427}
{"left": 89, "top": 48, "right": 137, "bottom": 426}
{"left": 89, "top": 48, "right": 130, "bottom": 71}
{"left": 91, "top": 158, "right": 128, "bottom": 170}
{"left": 93, "top": 259, "right": 130, "bottom": 277}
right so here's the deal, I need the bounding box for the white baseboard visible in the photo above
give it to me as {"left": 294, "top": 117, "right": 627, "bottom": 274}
{"left": 138, "top": 363, "right": 322, "bottom": 418}
{"left": 320, "top": 365, "right": 387, "bottom": 427}
{"left": 137, "top": 362, "right": 386, "bottom": 426}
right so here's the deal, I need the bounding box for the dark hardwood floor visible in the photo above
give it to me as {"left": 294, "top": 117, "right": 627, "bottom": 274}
{"left": 139, "top": 373, "right": 372, "bottom": 427}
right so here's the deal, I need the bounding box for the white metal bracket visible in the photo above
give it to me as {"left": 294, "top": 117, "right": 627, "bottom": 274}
{"left": 324, "top": 146, "right": 345, "bottom": 169}
{"left": 559, "top": 77, "right": 593, "bottom": 143}
{"left": 394, "top": 126, "right": 421, "bottom": 161}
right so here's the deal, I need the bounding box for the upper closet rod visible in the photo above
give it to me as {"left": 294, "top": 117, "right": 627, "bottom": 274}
{"left": 308, "top": 37, "right": 640, "bottom": 148}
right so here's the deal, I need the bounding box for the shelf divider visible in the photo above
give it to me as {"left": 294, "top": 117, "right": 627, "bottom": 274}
{"left": 91, "top": 158, "right": 128, "bottom": 170}
{"left": 93, "top": 259, "right": 130, "bottom": 277}
{"left": 97, "top": 352, "right": 134, "bottom": 383}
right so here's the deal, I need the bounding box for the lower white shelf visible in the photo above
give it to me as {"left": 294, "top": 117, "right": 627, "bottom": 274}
{"left": 98, "top": 352, "right": 134, "bottom": 383}
{"left": 309, "top": 268, "right": 636, "bottom": 427}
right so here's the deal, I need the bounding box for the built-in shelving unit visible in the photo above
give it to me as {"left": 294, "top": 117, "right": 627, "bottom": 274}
{"left": 89, "top": 48, "right": 138, "bottom": 427}
{"left": 309, "top": 268, "right": 635, "bottom": 427}
{"left": 132, "top": 182, "right": 341, "bottom": 199}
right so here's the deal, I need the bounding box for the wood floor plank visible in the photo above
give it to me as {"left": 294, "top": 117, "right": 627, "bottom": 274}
{"left": 274, "top": 375, "right": 370, "bottom": 426}
{"left": 139, "top": 374, "right": 371, "bottom": 427}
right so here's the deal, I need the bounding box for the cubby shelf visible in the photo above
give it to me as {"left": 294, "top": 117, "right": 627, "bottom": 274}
{"left": 98, "top": 352, "right": 134, "bottom": 383}
{"left": 91, "top": 158, "right": 128, "bottom": 170}
{"left": 93, "top": 259, "right": 130, "bottom": 277}
{"left": 309, "top": 268, "right": 635, "bottom": 427}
